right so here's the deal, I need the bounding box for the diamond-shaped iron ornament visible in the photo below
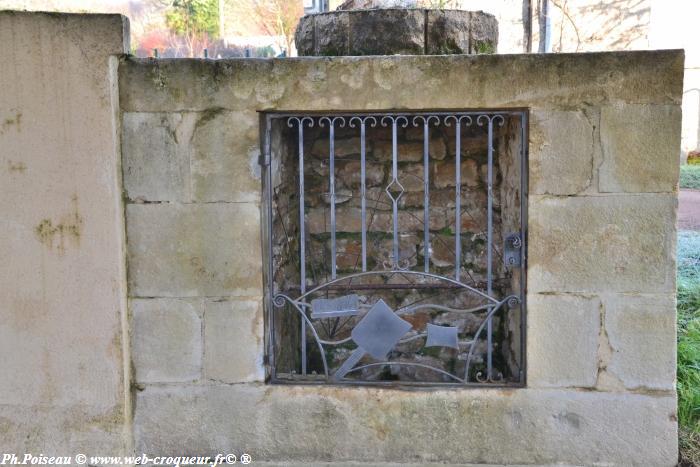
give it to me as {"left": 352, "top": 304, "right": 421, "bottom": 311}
{"left": 425, "top": 323, "right": 460, "bottom": 349}
{"left": 352, "top": 299, "right": 412, "bottom": 359}
{"left": 385, "top": 178, "right": 405, "bottom": 203}
{"left": 332, "top": 299, "right": 412, "bottom": 380}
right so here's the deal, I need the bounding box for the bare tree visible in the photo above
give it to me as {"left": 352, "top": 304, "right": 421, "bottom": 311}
{"left": 241, "top": 0, "right": 303, "bottom": 54}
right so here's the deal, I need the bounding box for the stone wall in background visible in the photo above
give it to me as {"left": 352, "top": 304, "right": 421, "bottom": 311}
{"left": 120, "top": 50, "right": 682, "bottom": 465}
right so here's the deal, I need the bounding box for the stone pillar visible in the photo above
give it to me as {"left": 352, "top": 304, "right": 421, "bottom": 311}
{"left": 0, "top": 11, "right": 131, "bottom": 456}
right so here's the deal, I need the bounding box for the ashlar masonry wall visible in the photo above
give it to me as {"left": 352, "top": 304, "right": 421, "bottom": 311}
{"left": 120, "top": 50, "right": 682, "bottom": 465}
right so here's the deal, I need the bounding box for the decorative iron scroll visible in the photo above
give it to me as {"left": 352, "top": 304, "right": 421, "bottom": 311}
{"left": 263, "top": 111, "right": 527, "bottom": 386}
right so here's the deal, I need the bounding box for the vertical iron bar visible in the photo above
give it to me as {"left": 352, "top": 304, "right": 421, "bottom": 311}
{"left": 454, "top": 120, "right": 461, "bottom": 281}
{"left": 423, "top": 120, "right": 430, "bottom": 273}
{"left": 264, "top": 118, "right": 276, "bottom": 380}
{"left": 329, "top": 122, "right": 337, "bottom": 280}
{"left": 391, "top": 119, "right": 399, "bottom": 269}
{"left": 360, "top": 121, "right": 367, "bottom": 272}
{"left": 519, "top": 112, "right": 528, "bottom": 385}
{"left": 298, "top": 121, "right": 307, "bottom": 375}
{"left": 486, "top": 116, "right": 494, "bottom": 380}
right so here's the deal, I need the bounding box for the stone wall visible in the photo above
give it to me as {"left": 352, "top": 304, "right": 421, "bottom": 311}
{"left": 120, "top": 49, "right": 683, "bottom": 465}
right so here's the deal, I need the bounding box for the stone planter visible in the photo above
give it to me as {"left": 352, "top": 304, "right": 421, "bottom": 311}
{"left": 295, "top": 8, "right": 497, "bottom": 56}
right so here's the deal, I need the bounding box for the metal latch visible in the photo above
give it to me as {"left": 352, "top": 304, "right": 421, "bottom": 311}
{"left": 504, "top": 233, "right": 522, "bottom": 267}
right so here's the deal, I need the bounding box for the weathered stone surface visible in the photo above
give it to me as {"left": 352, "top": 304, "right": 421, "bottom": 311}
{"left": 132, "top": 298, "right": 202, "bottom": 383}
{"left": 602, "top": 293, "right": 676, "bottom": 391}
{"left": 119, "top": 51, "right": 684, "bottom": 113}
{"left": 311, "top": 136, "right": 363, "bottom": 157}
{"left": 374, "top": 139, "right": 424, "bottom": 162}
{"left": 336, "top": 160, "right": 385, "bottom": 187}
{"left": 529, "top": 109, "right": 596, "bottom": 195}
{"left": 434, "top": 159, "right": 480, "bottom": 188}
{"left": 204, "top": 299, "right": 265, "bottom": 383}
{"left": 315, "top": 11, "right": 349, "bottom": 56}
{"left": 350, "top": 9, "right": 424, "bottom": 55}
{"left": 134, "top": 384, "right": 677, "bottom": 466}
{"left": 527, "top": 293, "right": 600, "bottom": 388}
{"left": 528, "top": 194, "right": 676, "bottom": 294}
{"left": 297, "top": 9, "right": 495, "bottom": 57}
{"left": 0, "top": 11, "right": 130, "bottom": 456}
{"left": 470, "top": 9, "right": 498, "bottom": 53}
{"left": 294, "top": 11, "right": 315, "bottom": 56}
{"left": 122, "top": 109, "right": 260, "bottom": 203}
{"left": 397, "top": 163, "right": 425, "bottom": 191}
{"left": 122, "top": 112, "right": 195, "bottom": 202}
{"left": 126, "top": 203, "right": 262, "bottom": 297}
{"left": 191, "top": 109, "right": 260, "bottom": 202}
{"left": 426, "top": 10, "right": 470, "bottom": 55}
{"left": 599, "top": 104, "right": 681, "bottom": 193}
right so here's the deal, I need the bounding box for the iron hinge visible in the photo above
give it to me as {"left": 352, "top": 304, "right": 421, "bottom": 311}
{"left": 504, "top": 233, "right": 522, "bottom": 267}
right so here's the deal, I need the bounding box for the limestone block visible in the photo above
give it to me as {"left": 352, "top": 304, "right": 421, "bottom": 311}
{"left": 122, "top": 112, "right": 194, "bottom": 202}
{"left": 528, "top": 194, "right": 676, "bottom": 294}
{"left": 131, "top": 298, "right": 202, "bottom": 383}
{"left": 0, "top": 11, "right": 129, "bottom": 455}
{"left": 119, "top": 51, "right": 683, "bottom": 114}
{"left": 526, "top": 293, "right": 600, "bottom": 388}
{"left": 204, "top": 299, "right": 264, "bottom": 383}
{"left": 191, "top": 110, "right": 261, "bottom": 202}
{"left": 529, "top": 109, "right": 596, "bottom": 195}
{"left": 126, "top": 203, "right": 262, "bottom": 297}
{"left": 602, "top": 293, "right": 676, "bottom": 391}
{"left": 599, "top": 104, "right": 681, "bottom": 193}
{"left": 134, "top": 384, "right": 677, "bottom": 466}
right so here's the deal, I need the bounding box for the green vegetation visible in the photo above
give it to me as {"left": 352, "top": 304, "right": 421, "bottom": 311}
{"left": 165, "top": 0, "right": 219, "bottom": 39}
{"left": 677, "top": 231, "right": 700, "bottom": 465}
{"left": 680, "top": 165, "right": 700, "bottom": 190}
{"left": 473, "top": 41, "right": 496, "bottom": 54}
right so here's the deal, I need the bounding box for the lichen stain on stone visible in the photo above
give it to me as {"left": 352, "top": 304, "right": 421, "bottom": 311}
{"left": 34, "top": 194, "right": 83, "bottom": 254}
{"left": 554, "top": 411, "right": 582, "bottom": 430}
{"left": 255, "top": 80, "right": 285, "bottom": 105}
{"left": 339, "top": 61, "right": 368, "bottom": 90}
{"left": 1, "top": 109, "right": 22, "bottom": 134}
{"left": 8, "top": 160, "right": 27, "bottom": 173}
{"left": 194, "top": 107, "right": 225, "bottom": 134}
{"left": 62, "top": 405, "right": 125, "bottom": 433}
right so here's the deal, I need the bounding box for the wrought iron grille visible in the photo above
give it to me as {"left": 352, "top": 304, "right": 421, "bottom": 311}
{"left": 262, "top": 110, "right": 527, "bottom": 387}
